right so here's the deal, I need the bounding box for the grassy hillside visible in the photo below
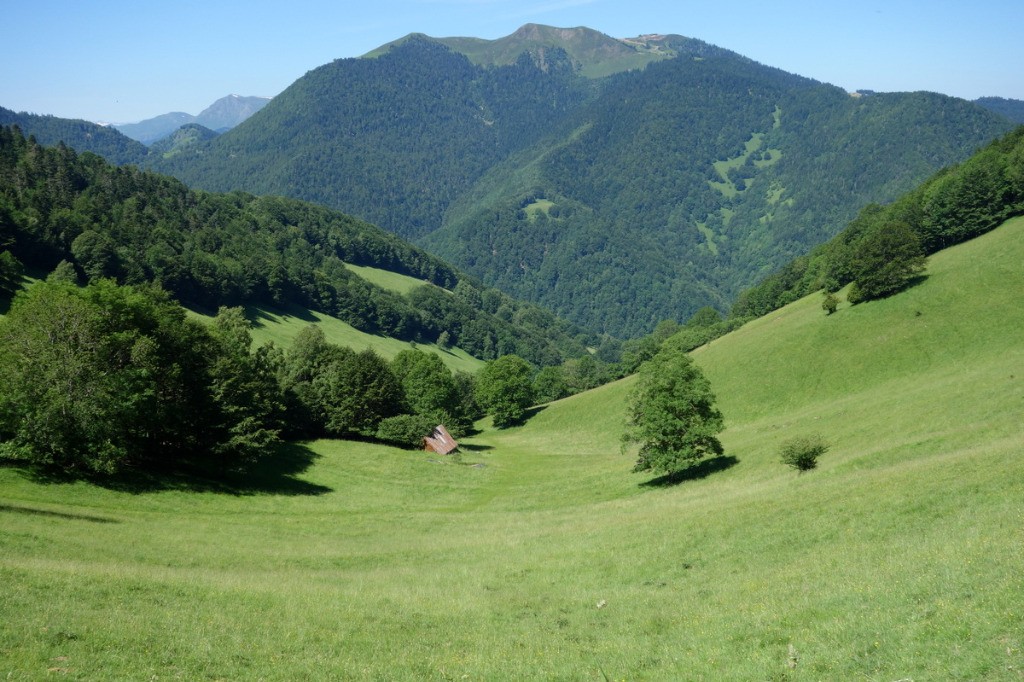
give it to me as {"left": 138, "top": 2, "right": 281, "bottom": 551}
{"left": 2, "top": 218, "right": 1022, "bottom": 679}
{"left": 239, "top": 301, "right": 485, "bottom": 374}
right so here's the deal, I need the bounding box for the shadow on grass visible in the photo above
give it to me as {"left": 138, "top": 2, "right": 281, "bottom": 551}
{"left": 639, "top": 455, "right": 739, "bottom": 488}
{"left": 520, "top": 404, "right": 548, "bottom": 422}
{"left": 458, "top": 443, "right": 494, "bottom": 452}
{"left": 20, "top": 442, "right": 332, "bottom": 496}
{"left": 0, "top": 503, "right": 120, "bottom": 524}
{"left": 244, "top": 302, "right": 318, "bottom": 328}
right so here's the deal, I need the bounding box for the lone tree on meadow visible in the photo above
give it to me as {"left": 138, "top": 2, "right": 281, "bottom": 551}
{"left": 622, "top": 343, "right": 724, "bottom": 476}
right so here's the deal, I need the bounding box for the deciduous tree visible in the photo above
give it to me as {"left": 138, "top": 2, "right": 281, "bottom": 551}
{"left": 476, "top": 354, "right": 535, "bottom": 428}
{"left": 622, "top": 344, "right": 724, "bottom": 475}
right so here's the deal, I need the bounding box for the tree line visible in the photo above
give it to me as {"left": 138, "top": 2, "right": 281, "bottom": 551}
{"left": 0, "top": 276, "right": 547, "bottom": 476}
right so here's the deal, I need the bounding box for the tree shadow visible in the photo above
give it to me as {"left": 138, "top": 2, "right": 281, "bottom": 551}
{"left": 244, "top": 302, "right": 318, "bottom": 328}
{"left": 639, "top": 455, "right": 739, "bottom": 488}
{"left": 20, "top": 442, "right": 332, "bottom": 496}
{"left": 0, "top": 503, "right": 120, "bottom": 524}
{"left": 521, "top": 404, "right": 548, "bottom": 421}
{"left": 458, "top": 443, "right": 494, "bottom": 452}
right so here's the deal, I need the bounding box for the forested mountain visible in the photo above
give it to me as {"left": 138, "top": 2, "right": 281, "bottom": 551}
{"left": 730, "top": 124, "right": 1024, "bottom": 318}
{"left": 152, "top": 36, "right": 590, "bottom": 239}
{"left": 146, "top": 26, "right": 1014, "bottom": 337}
{"left": 0, "top": 106, "right": 148, "bottom": 166}
{"left": 115, "top": 95, "right": 272, "bottom": 144}
{"left": 149, "top": 123, "right": 220, "bottom": 158}
{"left": 0, "top": 126, "right": 587, "bottom": 366}
{"left": 975, "top": 96, "right": 1024, "bottom": 124}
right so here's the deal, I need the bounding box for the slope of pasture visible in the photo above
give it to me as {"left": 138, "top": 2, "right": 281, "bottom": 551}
{"left": 1, "top": 218, "right": 1022, "bottom": 680}
{"left": 191, "top": 300, "right": 484, "bottom": 374}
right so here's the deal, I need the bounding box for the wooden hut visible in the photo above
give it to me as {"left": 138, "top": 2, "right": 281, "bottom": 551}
{"left": 423, "top": 425, "right": 459, "bottom": 455}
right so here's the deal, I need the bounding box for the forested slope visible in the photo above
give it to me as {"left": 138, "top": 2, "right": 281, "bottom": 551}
{"left": 0, "top": 106, "right": 149, "bottom": 166}
{"left": 427, "top": 63, "right": 1013, "bottom": 336}
{"left": 0, "top": 126, "right": 586, "bottom": 366}
{"left": 731, "top": 124, "right": 1024, "bottom": 317}
{"left": 152, "top": 37, "right": 589, "bottom": 240}
{"left": 146, "top": 27, "right": 1014, "bottom": 337}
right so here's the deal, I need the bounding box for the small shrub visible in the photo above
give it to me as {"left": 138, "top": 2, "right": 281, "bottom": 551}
{"left": 779, "top": 435, "right": 829, "bottom": 472}
{"left": 822, "top": 291, "right": 839, "bottom": 315}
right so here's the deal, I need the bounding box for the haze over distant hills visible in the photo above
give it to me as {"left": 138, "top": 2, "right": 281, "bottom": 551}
{"left": 114, "top": 94, "right": 271, "bottom": 144}
{"left": 149, "top": 24, "right": 1016, "bottom": 336}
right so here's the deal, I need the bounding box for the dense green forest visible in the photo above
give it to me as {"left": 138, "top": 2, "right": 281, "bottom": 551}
{"left": 0, "top": 106, "right": 148, "bottom": 166}
{"left": 151, "top": 37, "right": 589, "bottom": 240}
{"left": 0, "top": 126, "right": 587, "bottom": 366}
{"left": 428, "top": 64, "right": 1014, "bottom": 336}
{"left": 975, "top": 96, "right": 1024, "bottom": 123}
{"left": 140, "top": 30, "right": 1013, "bottom": 337}
{"left": 731, "top": 125, "right": 1024, "bottom": 317}
{"left": 0, "top": 277, "right": 490, "bottom": 476}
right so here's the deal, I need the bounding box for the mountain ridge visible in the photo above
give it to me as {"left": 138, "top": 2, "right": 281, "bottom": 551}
{"left": 148, "top": 26, "right": 1013, "bottom": 335}
{"left": 114, "top": 94, "right": 271, "bottom": 144}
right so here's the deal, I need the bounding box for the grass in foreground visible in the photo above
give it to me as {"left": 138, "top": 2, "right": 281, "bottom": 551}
{"left": 2, "top": 218, "right": 1023, "bottom": 679}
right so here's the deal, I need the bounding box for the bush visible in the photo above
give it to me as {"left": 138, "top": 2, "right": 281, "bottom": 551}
{"left": 822, "top": 291, "right": 839, "bottom": 315}
{"left": 376, "top": 414, "right": 437, "bottom": 449}
{"left": 779, "top": 435, "right": 829, "bottom": 472}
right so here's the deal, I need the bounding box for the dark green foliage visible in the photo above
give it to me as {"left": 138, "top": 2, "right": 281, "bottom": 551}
{"left": 779, "top": 435, "right": 829, "bottom": 472}
{"left": 686, "top": 306, "right": 724, "bottom": 328}
{"left": 733, "top": 126, "right": 1024, "bottom": 317}
{"left": 0, "top": 250, "right": 23, "bottom": 295}
{"left": 846, "top": 221, "right": 927, "bottom": 303}
{"left": 421, "top": 63, "right": 1012, "bottom": 337}
{"left": 390, "top": 348, "right": 472, "bottom": 435}
{"left": 533, "top": 365, "right": 570, "bottom": 404}
{"left": 138, "top": 35, "right": 1010, "bottom": 337}
{"left": 375, "top": 414, "right": 438, "bottom": 449}
{"left": 152, "top": 38, "right": 586, "bottom": 240}
{"left": 0, "top": 108, "right": 148, "bottom": 165}
{"left": 0, "top": 125, "right": 582, "bottom": 367}
{"left": 313, "top": 348, "right": 404, "bottom": 438}
{"left": 822, "top": 291, "right": 839, "bottom": 315}
{"left": 623, "top": 344, "right": 724, "bottom": 475}
{"left": 476, "top": 354, "right": 536, "bottom": 428}
{"left": 0, "top": 281, "right": 224, "bottom": 474}
{"left": 975, "top": 97, "right": 1024, "bottom": 124}
{"left": 207, "top": 308, "right": 284, "bottom": 464}
{"left": 148, "top": 123, "right": 219, "bottom": 158}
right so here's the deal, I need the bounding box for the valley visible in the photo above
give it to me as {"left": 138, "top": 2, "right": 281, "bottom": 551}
{"left": 2, "top": 20, "right": 1023, "bottom": 680}
{"left": 2, "top": 215, "right": 1021, "bottom": 679}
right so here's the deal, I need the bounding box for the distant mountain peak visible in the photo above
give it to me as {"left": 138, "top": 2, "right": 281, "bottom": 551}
{"left": 114, "top": 94, "right": 271, "bottom": 145}
{"left": 366, "top": 24, "right": 681, "bottom": 77}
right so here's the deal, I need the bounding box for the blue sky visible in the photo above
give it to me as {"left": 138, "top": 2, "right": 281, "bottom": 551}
{"left": 3, "top": 0, "right": 1021, "bottom": 123}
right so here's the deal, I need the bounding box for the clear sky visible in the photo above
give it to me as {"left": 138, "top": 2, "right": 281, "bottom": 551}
{"left": 3, "top": 0, "right": 1021, "bottom": 124}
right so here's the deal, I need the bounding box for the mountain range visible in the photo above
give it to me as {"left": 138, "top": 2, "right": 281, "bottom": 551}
{"left": 146, "top": 25, "right": 1015, "bottom": 336}
{"left": 114, "top": 94, "right": 271, "bottom": 144}
{"left": 2, "top": 25, "right": 1020, "bottom": 337}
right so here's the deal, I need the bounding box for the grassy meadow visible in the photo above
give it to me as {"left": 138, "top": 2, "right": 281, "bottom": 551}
{"left": 2, "top": 218, "right": 1023, "bottom": 679}
{"left": 187, "top": 300, "right": 484, "bottom": 375}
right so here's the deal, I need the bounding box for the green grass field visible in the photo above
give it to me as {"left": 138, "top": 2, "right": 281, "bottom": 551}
{"left": 191, "top": 301, "right": 484, "bottom": 375}
{"left": 343, "top": 264, "right": 431, "bottom": 296}
{"left": 2, "top": 218, "right": 1023, "bottom": 679}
